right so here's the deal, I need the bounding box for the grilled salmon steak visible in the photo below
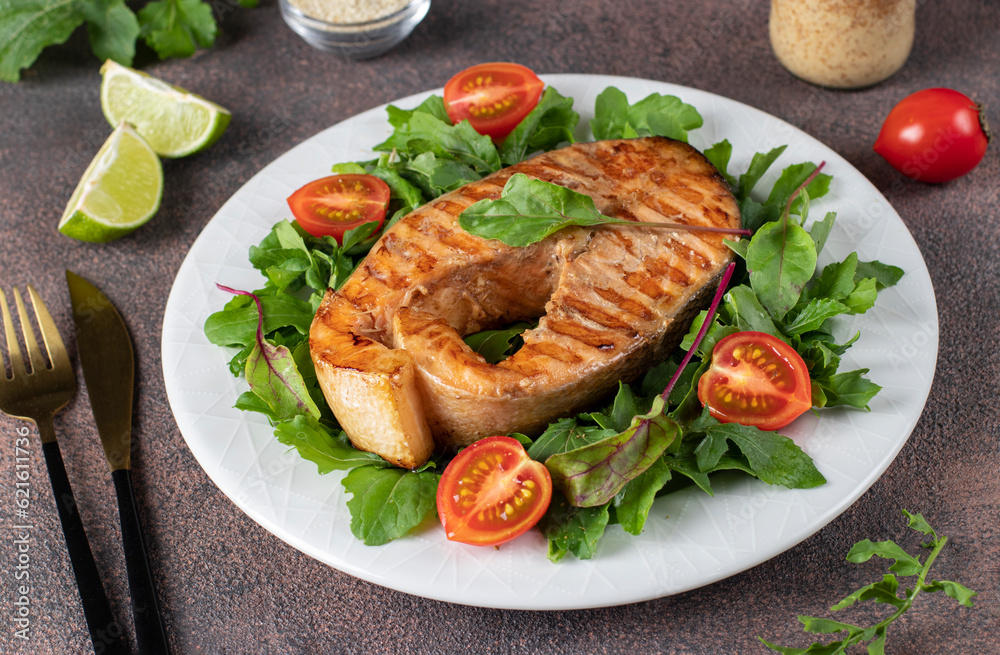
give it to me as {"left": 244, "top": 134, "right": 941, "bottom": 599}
{"left": 310, "top": 136, "right": 741, "bottom": 468}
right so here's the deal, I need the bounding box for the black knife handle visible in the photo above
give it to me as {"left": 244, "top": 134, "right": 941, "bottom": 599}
{"left": 112, "top": 468, "right": 171, "bottom": 655}
{"left": 41, "top": 439, "right": 128, "bottom": 655}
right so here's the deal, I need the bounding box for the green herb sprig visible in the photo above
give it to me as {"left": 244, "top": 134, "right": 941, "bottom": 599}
{"left": 1, "top": 0, "right": 256, "bottom": 83}
{"left": 761, "top": 510, "right": 977, "bottom": 654}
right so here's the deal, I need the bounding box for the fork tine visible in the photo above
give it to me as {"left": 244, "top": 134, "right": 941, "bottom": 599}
{"left": 27, "top": 285, "right": 70, "bottom": 372}
{"left": 14, "top": 287, "right": 47, "bottom": 374}
{"left": 0, "top": 288, "right": 26, "bottom": 378}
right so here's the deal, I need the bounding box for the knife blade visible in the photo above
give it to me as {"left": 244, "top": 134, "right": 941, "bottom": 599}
{"left": 67, "top": 270, "right": 172, "bottom": 655}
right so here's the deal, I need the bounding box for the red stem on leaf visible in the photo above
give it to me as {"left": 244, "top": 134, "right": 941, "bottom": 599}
{"left": 660, "top": 261, "right": 736, "bottom": 402}
{"left": 619, "top": 222, "right": 751, "bottom": 237}
{"left": 783, "top": 161, "right": 827, "bottom": 221}
{"left": 217, "top": 283, "right": 265, "bottom": 342}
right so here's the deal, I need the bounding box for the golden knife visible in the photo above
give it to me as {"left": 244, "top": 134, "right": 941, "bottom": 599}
{"left": 66, "top": 270, "right": 171, "bottom": 655}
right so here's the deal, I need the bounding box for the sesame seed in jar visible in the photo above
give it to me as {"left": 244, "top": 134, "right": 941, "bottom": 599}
{"left": 288, "top": 0, "right": 411, "bottom": 24}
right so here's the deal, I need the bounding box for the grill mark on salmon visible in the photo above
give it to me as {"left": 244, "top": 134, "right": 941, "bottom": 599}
{"left": 592, "top": 286, "right": 656, "bottom": 321}
{"left": 310, "top": 136, "right": 741, "bottom": 468}
{"left": 623, "top": 270, "right": 672, "bottom": 302}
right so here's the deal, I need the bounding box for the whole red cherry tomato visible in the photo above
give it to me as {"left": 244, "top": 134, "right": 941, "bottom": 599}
{"left": 873, "top": 88, "right": 991, "bottom": 183}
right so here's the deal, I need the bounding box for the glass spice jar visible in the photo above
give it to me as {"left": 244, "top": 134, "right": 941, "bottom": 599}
{"left": 769, "top": 0, "right": 916, "bottom": 89}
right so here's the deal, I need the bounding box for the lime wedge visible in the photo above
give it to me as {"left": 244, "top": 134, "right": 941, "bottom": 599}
{"left": 58, "top": 122, "right": 164, "bottom": 243}
{"left": 100, "top": 60, "right": 231, "bottom": 158}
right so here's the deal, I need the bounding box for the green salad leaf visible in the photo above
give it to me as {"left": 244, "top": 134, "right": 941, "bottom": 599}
{"left": 591, "top": 87, "right": 703, "bottom": 142}
{"left": 500, "top": 86, "right": 580, "bottom": 166}
{"left": 0, "top": 0, "right": 245, "bottom": 80}
{"left": 463, "top": 321, "right": 533, "bottom": 364}
{"left": 342, "top": 467, "right": 440, "bottom": 546}
{"left": 274, "top": 415, "right": 386, "bottom": 473}
{"left": 1, "top": 0, "right": 85, "bottom": 83}
{"left": 540, "top": 495, "right": 611, "bottom": 562}
{"left": 83, "top": 0, "right": 140, "bottom": 64}
{"left": 459, "top": 173, "right": 749, "bottom": 247}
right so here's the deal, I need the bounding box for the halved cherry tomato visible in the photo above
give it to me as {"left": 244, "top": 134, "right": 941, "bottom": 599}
{"left": 443, "top": 63, "right": 545, "bottom": 141}
{"left": 287, "top": 174, "right": 390, "bottom": 242}
{"left": 697, "top": 331, "right": 812, "bottom": 431}
{"left": 874, "top": 88, "right": 991, "bottom": 183}
{"left": 436, "top": 436, "right": 552, "bottom": 546}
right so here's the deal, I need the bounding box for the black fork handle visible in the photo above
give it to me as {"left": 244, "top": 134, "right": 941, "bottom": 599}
{"left": 41, "top": 433, "right": 127, "bottom": 655}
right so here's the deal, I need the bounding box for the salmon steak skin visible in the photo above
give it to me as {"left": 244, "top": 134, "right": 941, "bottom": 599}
{"left": 309, "top": 136, "right": 741, "bottom": 469}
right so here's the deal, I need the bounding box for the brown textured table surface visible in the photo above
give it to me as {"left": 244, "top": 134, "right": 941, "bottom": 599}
{"left": 2, "top": 1, "right": 998, "bottom": 653}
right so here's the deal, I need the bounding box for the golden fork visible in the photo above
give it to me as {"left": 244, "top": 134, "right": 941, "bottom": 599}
{"left": 0, "top": 286, "right": 126, "bottom": 655}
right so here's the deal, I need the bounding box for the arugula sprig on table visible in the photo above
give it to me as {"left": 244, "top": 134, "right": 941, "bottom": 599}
{"left": 0, "top": 0, "right": 254, "bottom": 82}
{"left": 761, "top": 510, "right": 977, "bottom": 654}
{"left": 204, "top": 85, "right": 903, "bottom": 556}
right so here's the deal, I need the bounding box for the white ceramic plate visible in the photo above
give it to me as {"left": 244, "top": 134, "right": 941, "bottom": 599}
{"left": 161, "top": 75, "right": 937, "bottom": 610}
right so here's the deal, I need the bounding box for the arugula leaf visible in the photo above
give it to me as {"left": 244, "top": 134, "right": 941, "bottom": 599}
{"left": 499, "top": 86, "right": 579, "bottom": 166}
{"left": 527, "top": 417, "right": 616, "bottom": 462}
{"left": 843, "top": 277, "right": 878, "bottom": 314}
{"left": 703, "top": 139, "right": 735, "bottom": 187}
{"left": 0, "top": 0, "right": 85, "bottom": 83}
{"left": 137, "top": 0, "right": 216, "bottom": 60}
{"left": 588, "top": 382, "right": 647, "bottom": 433}
{"left": 613, "top": 457, "right": 672, "bottom": 535}
{"left": 342, "top": 466, "right": 440, "bottom": 546}
{"left": 783, "top": 298, "right": 850, "bottom": 335}
{"left": 816, "top": 369, "right": 881, "bottom": 410}
{"left": 591, "top": 87, "right": 703, "bottom": 142}
{"left": 400, "top": 151, "right": 484, "bottom": 197}
{"left": 722, "top": 285, "right": 783, "bottom": 337}
{"left": 809, "top": 212, "right": 836, "bottom": 255}
{"left": 365, "top": 157, "right": 427, "bottom": 212}
{"left": 539, "top": 494, "right": 611, "bottom": 562}
{"left": 736, "top": 146, "right": 787, "bottom": 202}
{"left": 463, "top": 321, "right": 532, "bottom": 364}
{"left": 82, "top": 0, "right": 139, "bottom": 64}
{"left": 374, "top": 105, "right": 501, "bottom": 175}
{"left": 546, "top": 396, "right": 681, "bottom": 507}
{"left": 811, "top": 252, "right": 860, "bottom": 302}
{"left": 739, "top": 160, "right": 831, "bottom": 233}
{"left": 381, "top": 95, "right": 451, "bottom": 136}
{"left": 691, "top": 417, "right": 826, "bottom": 488}
{"left": 762, "top": 510, "right": 977, "bottom": 654}
{"left": 273, "top": 415, "right": 386, "bottom": 473}
{"left": 855, "top": 260, "right": 904, "bottom": 290}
